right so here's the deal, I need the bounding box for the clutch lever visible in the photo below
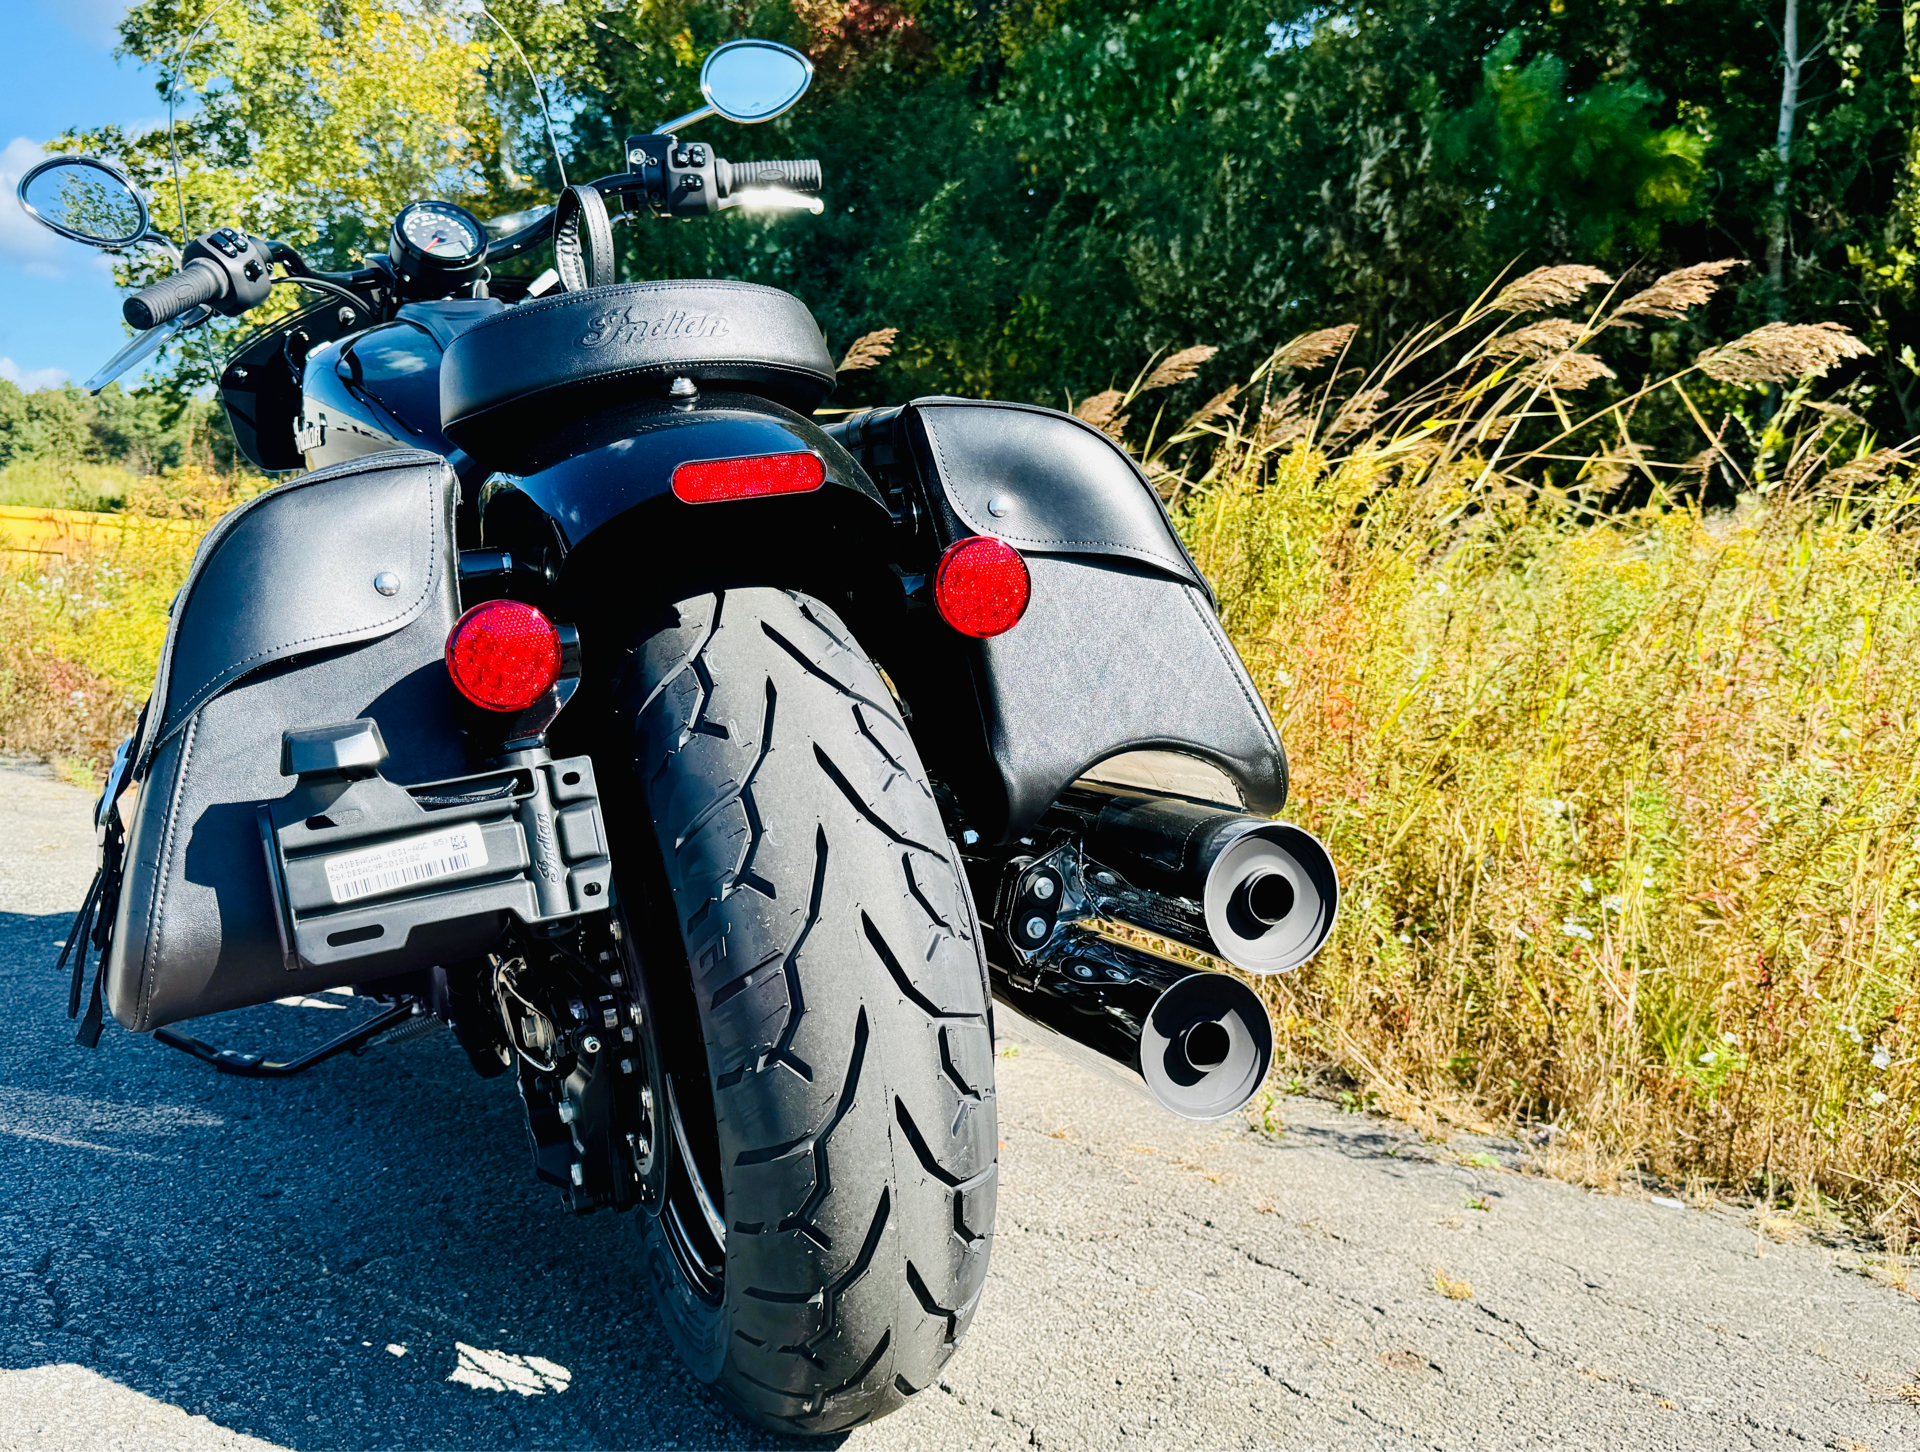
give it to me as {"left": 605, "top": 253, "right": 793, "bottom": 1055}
{"left": 84, "top": 304, "right": 212, "bottom": 395}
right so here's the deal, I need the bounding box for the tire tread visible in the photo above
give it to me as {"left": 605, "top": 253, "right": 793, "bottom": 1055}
{"left": 617, "top": 587, "right": 996, "bottom": 1433}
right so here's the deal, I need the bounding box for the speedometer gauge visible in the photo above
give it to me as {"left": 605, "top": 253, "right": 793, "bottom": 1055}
{"left": 388, "top": 199, "right": 488, "bottom": 297}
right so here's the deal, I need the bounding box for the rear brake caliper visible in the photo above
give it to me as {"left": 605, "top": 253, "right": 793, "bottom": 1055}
{"left": 493, "top": 918, "right": 660, "bottom": 1215}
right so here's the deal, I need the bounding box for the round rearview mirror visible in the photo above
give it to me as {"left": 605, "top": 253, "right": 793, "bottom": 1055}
{"left": 700, "top": 40, "right": 814, "bottom": 124}
{"left": 16, "top": 155, "right": 151, "bottom": 249}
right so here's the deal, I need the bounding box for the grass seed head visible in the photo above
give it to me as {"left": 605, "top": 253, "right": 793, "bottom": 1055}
{"left": 1611, "top": 260, "right": 1742, "bottom": 323}
{"left": 1074, "top": 389, "right": 1128, "bottom": 432}
{"left": 1144, "top": 344, "right": 1218, "bottom": 391}
{"left": 1272, "top": 324, "right": 1357, "bottom": 372}
{"left": 1696, "top": 321, "right": 1871, "bottom": 385}
{"left": 1486, "top": 318, "right": 1587, "bottom": 359}
{"left": 835, "top": 327, "right": 898, "bottom": 373}
{"left": 1490, "top": 264, "right": 1613, "bottom": 313}
{"left": 1522, "top": 352, "right": 1617, "bottom": 391}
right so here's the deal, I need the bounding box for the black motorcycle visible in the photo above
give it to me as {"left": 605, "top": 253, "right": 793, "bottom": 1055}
{"left": 18, "top": 38, "right": 1336, "bottom": 1434}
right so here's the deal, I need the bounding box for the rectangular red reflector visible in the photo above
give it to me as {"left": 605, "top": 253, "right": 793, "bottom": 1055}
{"left": 671, "top": 451, "right": 826, "bottom": 504}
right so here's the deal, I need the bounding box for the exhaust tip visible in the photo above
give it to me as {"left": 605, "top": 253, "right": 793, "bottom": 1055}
{"left": 1205, "top": 823, "right": 1339, "bottom": 974}
{"left": 1237, "top": 869, "right": 1295, "bottom": 927}
{"left": 1139, "top": 972, "right": 1274, "bottom": 1120}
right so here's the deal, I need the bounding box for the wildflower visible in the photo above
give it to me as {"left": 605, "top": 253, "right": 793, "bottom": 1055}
{"left": 1579, "top": 877, "right": 1594, "bottom": 895}
{"left": 1602, "top": 895, "right": 1625, "bottom": 913}
{"left": 1869, "top": 1090, "right": 1889, "bottom": 1107}
{"left": 1872, "top": 1045, "right": 1892, "bottom": 1070}
{"left": 1561, "top": 921, "right": 1594, "bottom": 941}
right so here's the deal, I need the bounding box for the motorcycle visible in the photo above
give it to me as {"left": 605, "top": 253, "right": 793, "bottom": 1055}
{"left": 18, "top": 37, "right": 1337, "bottom": 1434}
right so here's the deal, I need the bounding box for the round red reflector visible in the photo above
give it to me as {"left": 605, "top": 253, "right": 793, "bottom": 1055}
{"left": 934, "top": 535, "right": 1030, "bottom": 638}
{"left": 446, "top": 600, "right": 561, "bottom": 712}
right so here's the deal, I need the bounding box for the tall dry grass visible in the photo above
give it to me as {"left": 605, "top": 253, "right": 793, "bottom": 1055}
{"left": 4, "top": 272, "right": 1915, "bottom": 1235}
{"left": 1138, "top": 264, "right": 1918, "bottom": 1237}
{"left": 0, "top": 466, "right": 245, "bottom": 776}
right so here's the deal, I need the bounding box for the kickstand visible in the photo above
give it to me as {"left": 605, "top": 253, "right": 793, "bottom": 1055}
{"left": 153, "top": 1001, "right": 418, "bottom": 1078}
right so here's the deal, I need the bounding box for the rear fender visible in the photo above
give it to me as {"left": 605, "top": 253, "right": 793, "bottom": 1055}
{"left": 474, "top": 390, "right": 898, "bottom": 627}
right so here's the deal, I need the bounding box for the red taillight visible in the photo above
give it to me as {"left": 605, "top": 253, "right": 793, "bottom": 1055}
{"left": 446, "top": 600, "right": 561, "bottom": 711}
{"left": 934, "top": 535, "right": 1030, "bottom": 638}
{"left": 671, "top": 451, "right": 825, "bottom": 504}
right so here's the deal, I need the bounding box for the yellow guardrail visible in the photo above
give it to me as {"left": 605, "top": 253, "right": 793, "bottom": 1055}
{"left": 0, "top": 504, "right": 204, "bottom": 557}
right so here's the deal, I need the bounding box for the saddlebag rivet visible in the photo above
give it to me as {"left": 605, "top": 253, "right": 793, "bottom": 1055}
{"left": 987, "top": 494, "right": 1013, "bottom": 517}
{"left": 373, "top": 571, "right": 400, "bottom": 596}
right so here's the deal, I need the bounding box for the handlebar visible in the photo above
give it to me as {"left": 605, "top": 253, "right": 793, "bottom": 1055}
{"left": 722, "top": 159, "right": 823, "bottom": 195}
{"left": 122, "top": 227, "right": 276, "bottom": 330}
{"left": 119, "top": 144, "right": 826, "bottom": 333}
{"left": 615, "top": 135, "right": 825, "bottom": 219}
{"left": 124, "top": 259, "right": 227, "bottom": 330}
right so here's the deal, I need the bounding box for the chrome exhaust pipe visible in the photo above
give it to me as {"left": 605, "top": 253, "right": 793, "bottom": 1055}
{"left": 987, "top": 924, "right": 1273, "bottom": 1120}
{"left": 1051, "top": 785, "right": 1340, "bottom": 975}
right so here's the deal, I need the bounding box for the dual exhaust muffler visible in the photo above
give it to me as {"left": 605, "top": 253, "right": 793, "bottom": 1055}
{"left": 983, "top": 784, "right": 1339, "bottom": 1120}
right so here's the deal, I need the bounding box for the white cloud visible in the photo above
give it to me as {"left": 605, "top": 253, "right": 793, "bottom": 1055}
{"left": 0, "top": 357, "right": 72, "bottom": 391}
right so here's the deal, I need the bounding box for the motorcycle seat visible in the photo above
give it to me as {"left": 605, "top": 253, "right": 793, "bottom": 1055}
{"left": 440, "top": 279, "right": 837, "bottom": 457}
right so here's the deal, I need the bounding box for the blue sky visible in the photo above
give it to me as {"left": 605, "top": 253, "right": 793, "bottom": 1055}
{"left": 0, "top": 1, "right": 169, "bottom": 392}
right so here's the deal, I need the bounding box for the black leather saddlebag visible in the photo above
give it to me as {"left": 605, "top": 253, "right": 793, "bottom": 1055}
{"left": 832, "top": 399, "right": 1289, "bottom": 842}
{"left": 99, "top": 450, "right": 598, "bottom": 1033}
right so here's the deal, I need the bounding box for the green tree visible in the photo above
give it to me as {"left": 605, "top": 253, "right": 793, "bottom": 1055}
{"left": 36, "top": 0, "right": 1920, "bottom": 434}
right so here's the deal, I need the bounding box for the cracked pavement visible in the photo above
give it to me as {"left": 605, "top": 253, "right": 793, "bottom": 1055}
{"left": 1, "top": 760, "right": 1916, "bottom": 1451}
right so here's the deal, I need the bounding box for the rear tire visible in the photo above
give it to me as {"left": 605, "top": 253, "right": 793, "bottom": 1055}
{"left": 612, "top": 587, "right": 997, "bottom": 1434}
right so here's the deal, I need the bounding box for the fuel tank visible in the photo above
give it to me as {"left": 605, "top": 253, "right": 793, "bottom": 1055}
{"left": 296, "top": 301, "right": 505, "bottom": 480}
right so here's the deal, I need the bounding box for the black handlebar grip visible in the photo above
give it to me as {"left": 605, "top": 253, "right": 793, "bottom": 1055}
{"left": 123, "top": 259, "right": 228, "bottom": 330}
{"left": 728, "top": 159, "right": 824, "bottom": 194}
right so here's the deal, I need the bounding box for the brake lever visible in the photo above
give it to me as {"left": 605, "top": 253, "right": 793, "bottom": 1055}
{"left": 719, "top": 189, "right": 825, "bottom": 215}
{"left": 84, "top": 304, "right": 213, "bottom": 395}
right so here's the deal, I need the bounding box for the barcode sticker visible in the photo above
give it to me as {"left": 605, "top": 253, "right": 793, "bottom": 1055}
{"left": 323, "top": 823, "right": 488, "bottom": 905}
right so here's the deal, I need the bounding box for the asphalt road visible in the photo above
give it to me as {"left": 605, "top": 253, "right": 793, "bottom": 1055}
{"left": 1, "top": 760, "right": 1917, "bottom": 1452}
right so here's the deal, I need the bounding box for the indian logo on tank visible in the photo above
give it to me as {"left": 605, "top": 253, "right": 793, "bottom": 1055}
{"left": 578, "top": 307, "right": 732, "bottom": 348}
